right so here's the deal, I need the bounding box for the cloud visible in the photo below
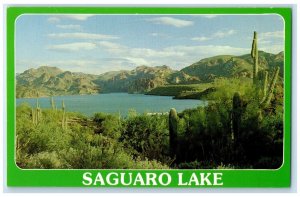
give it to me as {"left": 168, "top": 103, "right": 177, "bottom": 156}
{"left": 260, "top": 31, "right": 284, "bottom": 39}
{"left": 193, "top": 15, "right": 218, "bottom": 19}
{"left": 16, "top": 59, "right": 99, "bottom": 74}
{"left": 149, "top": 33, "right": 164, "bottom": 37}
{"left": 22, "top": 40, "right": 252, "bottom": 74}
{"left": 251, "top": 31, "right": 284, "bottom": 53}
{"left": 258, "top": 31, "right": 284, "bottom": 53}
{"left": 213, "top": 29, "right": 236, "bottom": 38}
{"left": 191, "top": 29, "right": 236, "bottom": 42}
{"left": 150, "top": 33, "right": 159, "bottom": 37}
{"left": 48, "top": 32, "right": 119, "bottom": 40}
{"left": 124, "top": 57, "right": 149, "bottom": 66}
{"left": 62, "top": 14, "right": 95, "bottom": 21}
{"left": 191, "top": 36, "right": 210, "bottom": 42}
{"left": 47, "top": 15, "right": 95, "bottom": 23}
{"left": 47, "top": 42, "right": 97, "bottom": 52}
{"left": 94, "top": 40, "right": 249, "bottom": 71}
{"left": 47, "top": 17, "right": 60, "bottom": 23}
{"left": 260, "top": 44, "right": 284, "bottom": 54}
{"left": 48, "top": 59, "right": 98, "bottom": 68}
{"left": 56, "top": 24, "right": 81, "bottom": 30}
{"left": 201, "top": 15, "right": 218, "bottom": 19}
{"left": 147, "top": 17, "right": 194, "bottom": 28}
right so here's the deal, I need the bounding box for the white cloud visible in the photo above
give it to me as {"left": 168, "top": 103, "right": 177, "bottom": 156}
{"left": 16, "top": 59, "right": 99, "bottom": 74}
{"left": 98, "top": 41, "right": 126, "bottom": 53}
{"left": 191, "top": 29, "right": 236, "bottom": 42}
{"left": 191, "top": 36, "right": 210, "bottom": 42}
{"left": 21, "top": 41, "right": 252, "bottom": 74}
{"left": 150, "top": 33, "right": 159, "bottom": 37}
{"left": 149, "top": 32, "right": 170, "bottom": 38}
{"left": 260, "top": 31, "right": 284, "bottom": 39}
{"left": 62, "top": 14, "right": 95, "bottom": 21}
{"left": 193, "top": 15, "right": 218, "bottom": 19}
{"left": 48, "top": 60, "right": 98, "bottom": 68}
{"left": 213, "top": 29, "right": 236, "bottom": 38}
{"left": 202, "top": 15, "right": 217, "bottom": 19}
{"left": 148, "top": 17, "right": 194, "bottom": 28}
{"left": 47, "top": 17, "right": 60, "bottom": 23}
{"left": 48, "top": 32, "right": 119, "bottom": 40}
{"left": 56, "top": 24, "right": 81, "bottom": 30}
{"left": 47, "top": 15, "right": 95, "bottom": 23}
{"left": 47, "top": 42, "right": 97, "bottom": 52}
{"left": 124, "top": 57, "right": 149, "bottom": 66}
{"left": 258, "top": 31, "right": 284, "bottom": 53}
{"left": 260, "top": 44, "right": 284, "bottom": 54}
{"left": 94, "top": 40, "right": 249, "bottom": 71}
{"left": 98, "top": 41, "right": 123, "bottom": 49}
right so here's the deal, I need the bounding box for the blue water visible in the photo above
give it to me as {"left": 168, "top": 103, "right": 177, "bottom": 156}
{"left": 16, "top": 93, "right": 205, "bottom": 117}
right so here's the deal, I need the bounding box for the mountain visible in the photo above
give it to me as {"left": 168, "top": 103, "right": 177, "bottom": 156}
{"left": 16, "top": 51, "right": 284, "bottom": 98}
{"left": 16, "top": 65, "right": 175, "bottom": 98}
{"left": 176, "top": 51, "right": 283, "bottom": 83}
{"left": 16, "top": 66, "right": 100, "bottom": 98}
{"left": 95, "top": 65, "right": 175, "bottom": 93}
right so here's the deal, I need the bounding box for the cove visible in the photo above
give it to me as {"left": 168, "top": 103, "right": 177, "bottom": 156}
{"left": 16, "top": 93, "right": 206, "bottom": 117}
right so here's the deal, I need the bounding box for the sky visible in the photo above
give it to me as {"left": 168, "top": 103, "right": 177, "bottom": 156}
{"left": 16, "top": 14, "right": 284, "bottom": 74}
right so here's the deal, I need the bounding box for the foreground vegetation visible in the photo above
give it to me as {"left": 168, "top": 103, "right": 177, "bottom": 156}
{"left": 16, "top": 31, "right": 284, "bottom": 169}
{"left": 16, "top": 75, "right": 283, "bottom": 169}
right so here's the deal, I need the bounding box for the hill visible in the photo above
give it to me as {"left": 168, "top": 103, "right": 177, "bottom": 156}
{"left": 177, "top": 51, "right": 283, "bottom": 83}
{"left": 95, "top": 65, "right": 175, "bottom": 93}
{"left": 16, "top": 66, "right": 100, "bottom": 98}
{"left": 16, "top": 51, "right": 284, "bottom": 98}
{"left": 16, "top": 65, "right": 175, "bottom": 98}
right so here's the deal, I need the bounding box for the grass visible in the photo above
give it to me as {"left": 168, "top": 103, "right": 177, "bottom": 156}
{"left": 146, "top": 83, "right": 212, "bottom": 97}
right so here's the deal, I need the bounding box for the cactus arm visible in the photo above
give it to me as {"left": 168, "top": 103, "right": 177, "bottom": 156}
{"left": 62, "top": 100, "right": 65, "bottom": 111}
{"left": 32, "top": 108, "right": 35, "bottom": 125}
{"left": 232, "top": 92, "right": 243, "bottom": 145}
{"left": 251, "top": 31, "right": 259, "bottom": 85}
{"left": 260, "top": 66, "right": 280, "bottom": 107}
{"left": 169, "top": 108, "right": 178, "bottom": 157}
{"left": 61, "top": 100, "right": 67, "bottom": 129}
{"left": 262, "top": 71, "right": 269, "bottom": 99}
{"left": 50, "top": 97, "right": 55, "bottom": 110}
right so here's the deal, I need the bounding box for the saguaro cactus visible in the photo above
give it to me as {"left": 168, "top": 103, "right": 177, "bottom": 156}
{"left": 32, "top": 97, "right": 42, "bottom": 125}
{"left": 251, "top": 31, "right": 259, "bottom": 85}
{"left": 169, "top": 108, "right": 178, "bottom": 157}
{"left": 62, "top": 99, "right": 65, "bottom": 111}
{"left": 232, "top": 92, "right": 243, "bottom": 145}
{"left": 32, "top": 108, "right": 36, "bottom": 125}
{"left": 50, "top": 97, "right": 56, "bottom": 110}
{"left": 251, "top": 31, "right": 280, "bottom": 108}
{"left": 260, "top": 66, "right": 280, "bottom": 107}
{"left": 262, "top": 71, "right": 269, "bottom": 99}
{"left": 36, "top": 99, "right": 41, "bottom": 121}
{"left": 61, "top": 100, "right": 67, "bottom": 129}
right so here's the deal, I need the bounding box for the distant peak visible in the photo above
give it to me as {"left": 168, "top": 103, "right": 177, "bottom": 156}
{"left": 37, "top": 66, "right": 63, "bottom": 71}
{"left": 155, "top": 65, "right": 172, "bottom": 70}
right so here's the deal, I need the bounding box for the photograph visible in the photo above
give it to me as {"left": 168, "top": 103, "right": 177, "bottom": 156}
{"left": 15, "top": 13, "right": 284, "bottom": 170}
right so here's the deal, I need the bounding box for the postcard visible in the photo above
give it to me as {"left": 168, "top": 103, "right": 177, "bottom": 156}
{"left": 6, "top": 7, "right": 292, "bottom": 187}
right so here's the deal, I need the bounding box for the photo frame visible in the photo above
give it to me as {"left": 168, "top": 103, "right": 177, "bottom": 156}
{"left": 6, "top": 6, "right": 292, "bottom": 188}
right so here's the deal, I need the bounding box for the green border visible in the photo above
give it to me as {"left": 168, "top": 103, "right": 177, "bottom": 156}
{"left": 7, "top": 7, "right": 292, "bottom": 187}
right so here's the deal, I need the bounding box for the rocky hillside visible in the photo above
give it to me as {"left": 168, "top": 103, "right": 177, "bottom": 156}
{"left": 16, "top": 66, "right": 100, "bottom": 98}
{"left": 16, "top": 51, "right": 284, "bottom": 98}
{"left": 16, "top": 65, "right": 175, "bottom": 98}
{"left": 95, "top": 65, "right": 175, "bottom": 93}
{"left": 176, "top": 51, "right": 283, "bottom": 83}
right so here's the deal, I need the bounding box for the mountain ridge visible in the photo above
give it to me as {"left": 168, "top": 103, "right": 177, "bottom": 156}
{"left": 16, "top": 51, "right": 283, "bottom": 98}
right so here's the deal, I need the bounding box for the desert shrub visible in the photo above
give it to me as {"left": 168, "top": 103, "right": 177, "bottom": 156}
{"left": 93, "top": 112, "right": 122, "bottom": 139}
{"left": 121, "top": 114, "right": 170, "bottom": 163}
{"left": 26, "top": 151, "right": 63, "bottom": 169}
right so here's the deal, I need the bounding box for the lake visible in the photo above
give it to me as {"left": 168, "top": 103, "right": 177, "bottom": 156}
{"left": 16, "top": 93, "right": 206, "bottom": 117}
